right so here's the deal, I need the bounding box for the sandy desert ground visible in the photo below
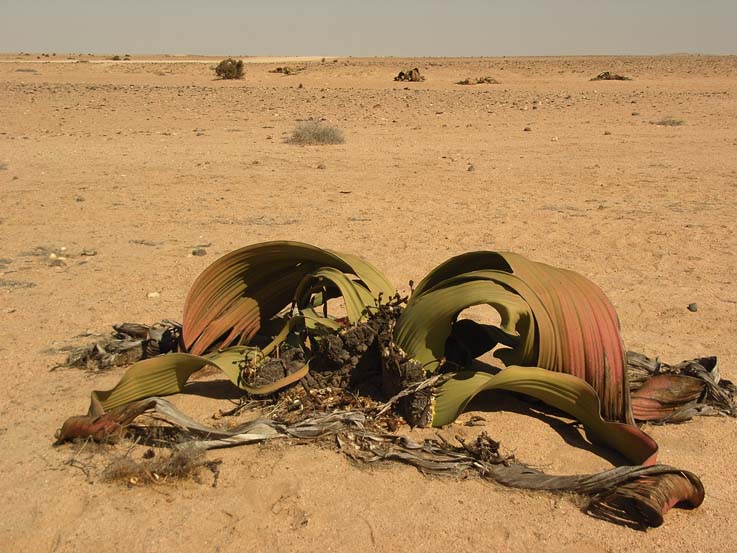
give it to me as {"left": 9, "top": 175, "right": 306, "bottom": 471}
{"left": 1, "top": 53, "right": 736, "bottom": 552}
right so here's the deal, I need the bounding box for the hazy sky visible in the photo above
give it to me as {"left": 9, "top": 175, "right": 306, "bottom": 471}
{"left": 1, "top": 0, "right": 735, "bottom": 57}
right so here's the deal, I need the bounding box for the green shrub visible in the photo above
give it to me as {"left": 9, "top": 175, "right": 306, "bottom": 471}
{"left": 215, "top": 58, "right": 245, "bottom": 80}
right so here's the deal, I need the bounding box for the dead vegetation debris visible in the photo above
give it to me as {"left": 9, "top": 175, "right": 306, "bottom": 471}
{"left": 394, "top": 68, "right": 425, "bottom": 82}
{"left": 456, "top": 76, "right": 500, "bottom": 85}
{"left": 102, "top": 443, "right": 222, "bottom": 487}
{"left": 58, "top": 321, "right": 181, "bottom": 371}
{"left": 591, "top": 71, "right": 632, "bottom": 81}
{"left": 270, "top": 66, "right": 304, "bottom": 75}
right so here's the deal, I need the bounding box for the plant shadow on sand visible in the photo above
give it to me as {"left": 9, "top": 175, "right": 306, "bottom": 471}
{"left": 466, "top": 388, "right": 630, "bottom": 467}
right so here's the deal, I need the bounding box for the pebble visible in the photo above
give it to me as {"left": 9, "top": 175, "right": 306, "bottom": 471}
{"left": 81, "top": 248, "right": 97, "bottom": 256}
{"left": 467, "top": 164, "right": 475, "bottom": 172}
{"left": 317, "top": 163, "right": 326, "bottom": 170}
{"left": 191, "top": 248, "right": 207, "bottom": 257}
{"left": 604, "top": 130, "right": 612, "bottom": 135}
{"left": 147, "top": 291, "right": 160, "bottom": 299}
{"left": 523, "top": 126, "right": 532, "bottom": 132}
{"left": 687, "top": 303, "right": 698, "bottom": 312}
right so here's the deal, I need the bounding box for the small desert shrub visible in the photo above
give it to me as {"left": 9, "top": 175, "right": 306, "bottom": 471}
{"left": 456, "top": 76, "right": 499, "bottom": 85}
{"left": 270, "top": 66, "right": 303, "bottom": 75}
{"left": 655, "top": 117, "right": 685, "bottom": 127}
{"left": 111, "top": 55, "right": 121, "bottom": 61}
{"left": 287, "top": 120, "right": 344, "bottom": 145}
{"left": 215, "top": 58, "right": 245, "bottom": 80}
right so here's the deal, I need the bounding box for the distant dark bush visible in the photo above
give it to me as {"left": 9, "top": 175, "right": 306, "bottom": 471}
{"left": 215, "top": 58, "right": 245, "bottom": 80}
{"left": 287, "top": 119, "right": 344, "bottom": 145}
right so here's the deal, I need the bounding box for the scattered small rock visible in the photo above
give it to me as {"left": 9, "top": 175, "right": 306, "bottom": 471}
{"left": 687, "top": 303, "right": 698, "bottom": 312}
{"left": 551, "top": 136, "right": 559, "bottom": 142}
{"left": 467, "top": 164, "right": 475, "bottom": 172}
{"left": 316, "top": 163, "right": 326, "bottom": 170}
{"left": 81, "top": 248, "right": 97, "bottom": 256}
{"left": 147, "top": 291, "right": 160, "bottom": 299}
{"left": 191, "top": 248, "right": 207, "bottom": 257}
{"left": 604, "top": 130, "right": 612, "bottom": 135}
{"left": 523, "top": 127, "right": 532, "bottom": 132}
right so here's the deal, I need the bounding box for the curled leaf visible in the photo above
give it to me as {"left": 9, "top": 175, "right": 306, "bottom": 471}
{"left": 182, "top": 241, "right": 393, "bottom": 354}
{"left": 433, "top": 366, "right": 658, "bottom": 465}
{"left": 398, "top": 251, "right": 631, "bottom": 423}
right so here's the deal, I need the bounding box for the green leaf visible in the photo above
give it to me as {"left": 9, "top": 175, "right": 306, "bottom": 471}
{"left": 294, "top": 267, "right": 375, "bottom": 324}
{"left": 433, "top": 366, "right": 658, "bottom": 466}
{"left": 397, "top": 250, "right": 631, "bottom": 423}
{"left": 89, "top": 317, "right": 311, "bottom": 415}
{"left": 395, "top": 278, "right": 532, "bottom": 373}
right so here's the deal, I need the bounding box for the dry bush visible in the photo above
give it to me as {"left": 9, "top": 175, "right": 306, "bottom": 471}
{"left": 102, "top": 443, "right": 221, "bottom": 486}
{"left": 215, "top": 58, "right": 245, "bottom": 80}
{"left": 591, "top": 72, "right": 632, "bottom": 81}
{"left": 655, "top": 117, "right": 685, "bottom": 126}
{"left": 287, "top": 120, "right": 344, "bottom": 145}
{"left": 456, "top": 76, "right": 499, "bottom": 85}
{"left": 270, "top": 66, "right": 303, "bottom": 75}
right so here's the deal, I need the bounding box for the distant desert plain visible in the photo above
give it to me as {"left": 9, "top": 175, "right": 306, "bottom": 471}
{"left": 1, "top": 53, "right": 736, "bottom": 552}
